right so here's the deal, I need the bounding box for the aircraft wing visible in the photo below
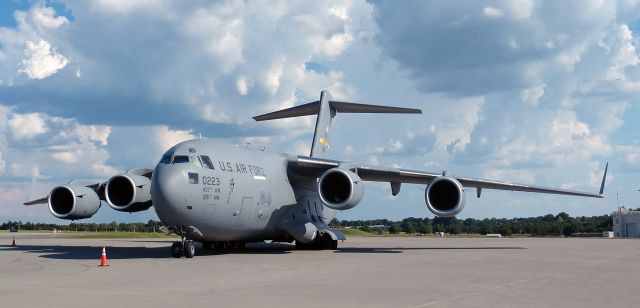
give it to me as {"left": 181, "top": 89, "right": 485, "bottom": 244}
{"left": 289, "top": 155, "right": 606, "bottom": 198}
{"left": 23, "top": 168, "right": 153, "bottom": 206}
{"left": 24, "top": 197, "right": 48, "bottom": 206}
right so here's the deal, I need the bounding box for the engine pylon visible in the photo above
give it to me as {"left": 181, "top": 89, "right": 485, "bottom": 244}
{"left": 99, "top": 246, "right": 109, "bottom": 267}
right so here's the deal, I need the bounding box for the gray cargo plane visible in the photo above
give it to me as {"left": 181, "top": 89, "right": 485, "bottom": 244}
{"left": 25, "top": 91, "right": 607, "bottom": 258}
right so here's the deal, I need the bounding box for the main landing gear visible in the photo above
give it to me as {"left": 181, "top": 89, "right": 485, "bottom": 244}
{"left": 202, "top": 241, "right": 247, "bottom": 252}
{"left": 171, "top": 228, "right": 195, "bottom": 258}
{"left": 296, "top": 233, "right": 338, "bottom": 250}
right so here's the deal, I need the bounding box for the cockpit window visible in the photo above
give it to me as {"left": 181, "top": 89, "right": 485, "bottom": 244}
{"left": 159, "top": 154, "right": 172, "bottom": 164}
{"left": 172, "top": 155, "right": 190, "bottom": 164}
{"left": 201, "top": 155, "right": 215, "bottom": 170}
{"left": 191, "top": 155, "right": 203, "bottom": 168}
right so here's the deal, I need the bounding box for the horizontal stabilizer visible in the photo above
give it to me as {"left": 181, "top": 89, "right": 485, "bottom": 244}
{"left": 330, "top": 101, "right": 421, "bottom": 114}
{"left": 253, "top": 100, "right": 421, "bottom": 121}
{"left": 253, "top": 101, "right": 320, "bottom": 121}
{"left": 254, "top": 90, "right": 422, "bottom": 158}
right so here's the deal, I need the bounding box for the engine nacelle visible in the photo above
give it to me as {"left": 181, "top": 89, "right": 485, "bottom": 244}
{"left": 105, "top": 173, "right": 152, "bottom": 212}
{"left": 48, "top": 185, "right": 101, "bottom": 220}
{"left": 425, "top": 176, "right": 466, "bottom": 217}
{"left": 318, "top": 168, "right": 364, "bottom": 210}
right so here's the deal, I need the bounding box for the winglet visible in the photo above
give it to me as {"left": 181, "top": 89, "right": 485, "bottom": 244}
{"left": 598, "top": 162, "right": 608, "bottom": 196}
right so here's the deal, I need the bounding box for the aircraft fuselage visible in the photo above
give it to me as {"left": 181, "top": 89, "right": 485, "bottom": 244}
{"left": 151, "top": 139, "right": 332, "bottom": 242}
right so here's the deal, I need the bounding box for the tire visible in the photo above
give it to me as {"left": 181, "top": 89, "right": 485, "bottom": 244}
{"left": 318, "top": 234, "right": 333, "bottom": 250}
{"left": 236, "top": 242, "right": 246, "bottom": 250}
{"left": 171, "top": 242, "right": 183, "bottom": 258}
{"left": 295, "top": 241, "right": 312, "bottom": 250}
{"left": 184, "top": 240, "right": 195, "bottom": 258}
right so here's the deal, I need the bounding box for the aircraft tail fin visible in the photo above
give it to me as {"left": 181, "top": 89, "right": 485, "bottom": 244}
{"left": 253, "top": 90, "right": 421, "bottom": 158}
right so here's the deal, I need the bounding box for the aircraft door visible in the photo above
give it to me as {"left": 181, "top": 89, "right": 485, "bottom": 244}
{"left": 234, "top": 197, "right": 254, "bottom": 228}
{"left": 201, "top": 203, "right": 216, "bottom": 220}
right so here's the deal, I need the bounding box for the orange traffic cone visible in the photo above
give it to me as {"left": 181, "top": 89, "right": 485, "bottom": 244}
{"left": 11, "top": 237, "right": 16, "bottom": 247}
{"left": 99, "top": 246, "right": 109, "bottom": 267}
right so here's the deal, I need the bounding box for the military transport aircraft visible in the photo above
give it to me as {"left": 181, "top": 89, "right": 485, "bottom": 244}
{"left": 25, "top": 91, "right": 608, "bottom": 258}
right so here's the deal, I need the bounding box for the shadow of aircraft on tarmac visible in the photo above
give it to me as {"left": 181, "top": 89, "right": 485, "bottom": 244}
{"left": 1, "top": 243, "right": 525, "bottom": 258}
{"left": 333, "top": 246, "right": 527, "bottom": 254}
{"left": 0, "top": 242, "right": 295, "bottom": 259}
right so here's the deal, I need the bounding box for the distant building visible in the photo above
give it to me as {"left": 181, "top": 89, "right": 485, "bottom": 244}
{"left": 369, "top": 225, "right": 388, "bottom": 230}
{"left": 612, "top": 207, "right": 640, "bottom": 238}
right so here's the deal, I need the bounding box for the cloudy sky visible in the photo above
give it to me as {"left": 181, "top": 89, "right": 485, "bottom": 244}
{"left": 1, "top": 0, "right": 639, "bottom": 223}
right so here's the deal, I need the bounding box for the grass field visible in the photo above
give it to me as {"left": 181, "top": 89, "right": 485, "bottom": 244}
{"left": 337, "top": 228, "right": 376, "bottom": 236}
{"left": 65, "top": 232, "right": 178, "bottom": 239}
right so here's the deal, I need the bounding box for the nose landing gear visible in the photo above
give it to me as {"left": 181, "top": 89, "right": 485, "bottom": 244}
{"left": 171, "top": 227, "right": 195, "bottom": 258}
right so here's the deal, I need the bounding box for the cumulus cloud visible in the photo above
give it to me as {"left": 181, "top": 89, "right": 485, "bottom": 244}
{"left": 0, "top": 1, "right": 369, "bottom": 132}
{"left": 8, "top": 112, "right": 48, "bottom": 139}
{"left": 152, "top": 126, "right": 195, "bottom": 153}
{"left": 0, "top": 106, "right": 117, "bottom": 182}
{"left": 19, "top": 40, "right": 69, "bottom": 79}
{"left": 0, "top": 5, "right": 70, "bottom": 83}
{"left": 371, "top": 0, "right": 621, "bottom": 95}
{"left": 105, "top": 125, "right": 195, "bottom": 169}
{"left": 28, "top": 4, "right": 70, "bottom": 29}
{"left": 483, "top": 7, "right": 503, "bottom": 18}
{"left": 520, "top": 84, "right": 545, "bottom": 106}
{"left": 605, "top": 24, "right": 640, "bottom": 81}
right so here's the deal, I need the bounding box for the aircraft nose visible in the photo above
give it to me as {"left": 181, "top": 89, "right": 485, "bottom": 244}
{"left": 151, "top": 165, "right": 186, "bottom": 220}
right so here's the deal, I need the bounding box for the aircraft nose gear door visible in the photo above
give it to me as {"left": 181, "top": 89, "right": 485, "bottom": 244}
{"left": 234, "top": 197, "right": 254, "bottom": 228}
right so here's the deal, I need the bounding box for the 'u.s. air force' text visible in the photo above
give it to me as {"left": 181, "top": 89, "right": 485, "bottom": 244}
{"left": 218, "top": 161, "right": 266, "bottom": 176}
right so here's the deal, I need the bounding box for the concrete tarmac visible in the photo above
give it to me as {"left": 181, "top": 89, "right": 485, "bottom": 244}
{"left": 1, "top": 233, "right": 639, "bottom": 307}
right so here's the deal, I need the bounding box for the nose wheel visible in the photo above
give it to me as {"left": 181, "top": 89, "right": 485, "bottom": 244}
{"left": 171, "top": 228, "right": 195, "bottom": 258}
{"left": 171, "top": 242, "right": 183, "bottom": 258}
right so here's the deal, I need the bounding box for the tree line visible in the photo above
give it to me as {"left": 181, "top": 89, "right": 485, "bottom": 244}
{"left": 331, "top": 212, "right": 613, "bottom": 236}
{"left": 1, "top": 220, "right": 164, "bottom": 233}
{"left": 1, "top": 212, "right": 615, "bottom": 236}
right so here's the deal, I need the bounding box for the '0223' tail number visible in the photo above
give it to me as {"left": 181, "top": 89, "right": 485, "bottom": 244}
{"left": 202, "top": 176, "right": 220, "bottom": 193}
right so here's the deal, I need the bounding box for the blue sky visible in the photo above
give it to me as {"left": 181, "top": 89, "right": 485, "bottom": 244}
{"left": 1, "top": 0, "right": 639, "bottom": 223}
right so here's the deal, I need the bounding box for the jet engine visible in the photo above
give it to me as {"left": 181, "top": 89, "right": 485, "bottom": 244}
{"left": 425, "top": 176, "right": 466, "bottom": 217}
{"left": 105, "top": 173, "right": 152, "bottom": 212}
{"left": 48, "top": 185, "right": 101, "bottom": 220}
{"left": 318, "top": 168, "right": 364, "bottom": 210}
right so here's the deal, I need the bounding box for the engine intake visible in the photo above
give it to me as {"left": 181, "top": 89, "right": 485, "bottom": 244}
{"left": 48, "top": 185, "right": 101, "bottom": 220}
{"left": 105, "top": 174, "right": 152, "bottom": 212}
{"left": 318, "top": 168, "right": 364, "bottom": 210}
{"left": 425, "top": 176, "right": 466, "bottom": 217}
